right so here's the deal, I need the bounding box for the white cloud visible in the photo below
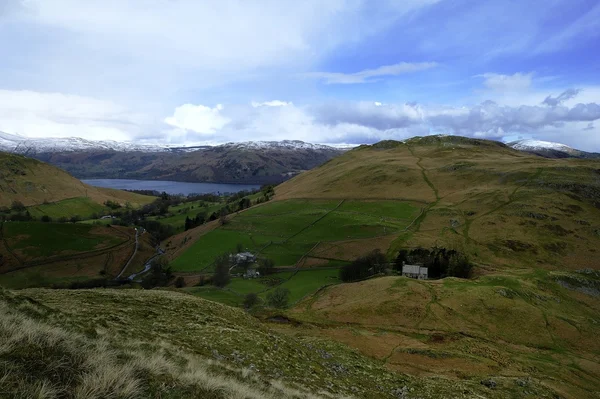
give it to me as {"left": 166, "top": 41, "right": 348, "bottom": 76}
{"left": 304, "top": 62, "right": 438, "bottom": 84}
{"left": 477, "top": 72, "right": 533, "bottom": 92}
{"left": 164, "top": 104, "right": 229, "bottom": 134}
{"left": 0, "top": 90, "right": 150, "bottom": 141}
{"left": 251, "top": 101, "right": 293, "bottom": 108}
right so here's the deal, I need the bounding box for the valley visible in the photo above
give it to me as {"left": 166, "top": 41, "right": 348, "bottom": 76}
{"left": 1, "top": 135, "right": 599, "bottom": 398}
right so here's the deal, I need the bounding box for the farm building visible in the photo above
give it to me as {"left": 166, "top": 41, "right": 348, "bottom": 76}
{"left": 230, "top": 252, "right": 256, "bottom": 265}
{"left": 243, "top": 268, "right": 260, "bottom": 279}
{"left": 402, "top": 264, "right": 428, "bottom": 280}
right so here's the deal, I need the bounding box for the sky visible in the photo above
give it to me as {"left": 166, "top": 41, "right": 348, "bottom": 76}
{"left": 1, "top": 0, "right": 600, "bottom": 150}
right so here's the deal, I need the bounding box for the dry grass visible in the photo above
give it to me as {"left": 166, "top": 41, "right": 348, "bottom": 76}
{"left": 0, "top": 152, "right": 153, "bottom": 208}
{"left": 287, "top": 273, "right": 600, "bottom": 399}
{"left": 0, "top": 289, "right": 333, "bottom": 399}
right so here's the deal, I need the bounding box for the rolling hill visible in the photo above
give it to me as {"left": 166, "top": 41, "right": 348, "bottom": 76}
{"left": 275, "top": 135, "right": 600, "bottom": 270}
{"left": 165, "top": 135, "right": 600, "bottom": 398}
{"left": 0, "top": 151, "right": 153, "bottom": 208}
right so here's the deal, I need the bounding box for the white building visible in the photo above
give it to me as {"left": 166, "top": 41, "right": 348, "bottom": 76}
{"left": 402, "top": 264, "right": 428, "bottom": 280}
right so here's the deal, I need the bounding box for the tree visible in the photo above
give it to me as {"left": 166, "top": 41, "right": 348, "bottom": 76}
{"left": 257, "top": 258, "right": 275, "bottom": 276}
{"left": 141, "top": 257, "right": 172, "bottom": 289}
{"left": 447, "top": 253, "right": 473, "bottom": 278}
{"left": 212, "top": 253, "right": 231, "bottom": 287}
{"left": 236, "top": 242, "right": 244, "bottom": 253}
{"left": 11, "top": 200, "right": 26, "bottom": 212}
{"left": 394, "top": 249, "right": 409, "bottom": 271}
{"left": 219, "top": 208, "right": 229, "bottom": 225}
{"left": 266, "top": 287, "right": 290, "bottom": 308}
{"left": 40, "top": 215, "right": 52, "bottom": 223}
{"left": 238, "top": 197, "right": 251, "bottom": 211}
{"left": 174, "top": 276, "right": 186, "bottom": 288}
{"left": 243, "top": 293, "right": 260, "bottom": 309}
{"left": 340, "top": 250, "right": 387, "bottom": 282}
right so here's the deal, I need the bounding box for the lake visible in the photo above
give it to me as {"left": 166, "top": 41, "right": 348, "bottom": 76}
{"left": 82, "top": 179, "right": 261, "bottom": 196}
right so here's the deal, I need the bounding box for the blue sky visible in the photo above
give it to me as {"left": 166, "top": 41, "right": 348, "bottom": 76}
{"left": 1, "top": 0, "right": 599, "bottom": 149}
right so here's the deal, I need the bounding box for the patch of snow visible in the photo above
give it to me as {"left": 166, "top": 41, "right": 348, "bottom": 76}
{"left": 509, "top": 139, "right": 575, "bottom": 153}
{"left": 0, "top": 132, "right": 339, "bottom": 154}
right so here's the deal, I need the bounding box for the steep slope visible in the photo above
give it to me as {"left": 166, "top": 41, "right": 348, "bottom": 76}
{"left": 275, "top": 135, "right": 600, "bottom": 269}
{"left": 0, "top": 152, "right": 153, "bottom": 207}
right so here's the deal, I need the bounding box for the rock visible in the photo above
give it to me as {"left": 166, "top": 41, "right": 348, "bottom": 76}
{"left": 481, "top": 379, "right": 497, "bottom": 389}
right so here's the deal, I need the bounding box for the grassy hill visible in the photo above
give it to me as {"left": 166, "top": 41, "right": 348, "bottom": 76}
{"left": 275, "top": 135, "right": 600, "bottom": 269}
{"left": 0, "top": 152, "right": 153, "bottom": 209}
{"left": 287, "top": 271, "right": 600, "bottom": 398}
{"left": 0, "top": 287, "right": 562, "bottom": 398}
{"left": 164, "top": 135, "right": 600, "bottom": 398}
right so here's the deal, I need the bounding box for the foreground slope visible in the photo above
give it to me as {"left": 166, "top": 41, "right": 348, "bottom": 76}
{"left": 0, "top": 152, "right": 153, "bottom": 207}
{"left": 0, "top": 288, "right": 560, "bottom": 398}
{"left": 275, "top": 136, "right": 600, "bottom": 269}
{"left": 288, "top": 272, "right": 600, "bottom": 399}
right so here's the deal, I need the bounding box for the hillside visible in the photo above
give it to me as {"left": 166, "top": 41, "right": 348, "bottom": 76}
{"left": 275, "top": 135, "right": 600, "bottom": 269}
{"left": 1, "top": 133, "right": 343, "bottom": 184}
{"left": 0, "top": 287, "right": 561, "bottom": 398}
{"left": 0, "top": 152, "right": 153, "bottom": 208}
{"left": 160, "top": 135, "right": 600, "bottom": 398}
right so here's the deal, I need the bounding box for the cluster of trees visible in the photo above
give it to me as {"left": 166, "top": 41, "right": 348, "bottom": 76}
{"left": 395, "top": 247, "right": 473, "bottom": 279}
{"left": 339, "top": 247, "right": 474, "bottom": 282}
{"left": 339, "top": 250, "right": 387, "bottom": 282}
{"left": 141, "top": 257, "right": 173, "bottom": 289}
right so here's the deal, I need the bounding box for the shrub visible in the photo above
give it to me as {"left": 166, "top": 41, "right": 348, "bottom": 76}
{"left": 11, "top": 200, "right": 26, "bottom": 212}
{"left": 212, "top": 254, "right": 231, "bottom": 288}
{"left": 266, "top": 287, "right": 290, "bottom": 308}
{"left": 257, "top": 258, "right": 275, "bottom": 276}
{"left": 243, "top": 293, "right": 260, "bottom": 309}
{"left": 174, "top": 276, "right": 186, "bottom": 288}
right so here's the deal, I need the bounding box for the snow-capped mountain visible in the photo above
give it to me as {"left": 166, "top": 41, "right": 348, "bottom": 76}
{"left": 508, "top": 139, "right": 600, "bottom": 159}
{"left": 508, "top": 139, "right": 576, "bottom": 154}
{"left": 507, "top": 139, "right": 600, "bottom": 158}
{"left": 222, "top": 140, "right": 336, "bottom": 151}
{"left": 0, "top": 131, "right": 167, "bottom": 153}
{"left": 0, "top": 132, "right": 339, "bottom": 154}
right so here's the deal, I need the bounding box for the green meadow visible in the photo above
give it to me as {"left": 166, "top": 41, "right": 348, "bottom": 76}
{"left": 171, "top": 199, "right": 419, "bottom": 272}
{"left": 26, "top": 197, "right": 107, "bottom": 219}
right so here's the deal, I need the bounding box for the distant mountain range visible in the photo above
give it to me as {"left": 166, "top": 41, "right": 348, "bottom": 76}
{"left": 0, "top": 131, "right": 343, "bottom": 185}
{"left": 2, "top": 130, "right": 598, "bottom": 184}
{"left": 507, "top": 139, "right": 600, "bottom": 159}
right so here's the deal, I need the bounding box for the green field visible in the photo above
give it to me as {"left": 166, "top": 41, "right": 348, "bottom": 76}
{"left": 171, "top": 199, "right": 419, "bottom": 272}
{"left": 2, "top": 222, "right": 124, "bottom": 258}
{"left": 26, "top": 197, "right": 107, "bottom": 219}
{"left": 148, "top": 202, "right": 223, "bottom": 231}
{"left": 189, "top": 268, "right": 340, "bottom": 307}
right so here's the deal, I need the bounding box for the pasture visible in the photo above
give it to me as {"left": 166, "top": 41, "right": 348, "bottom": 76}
{"left": 189, "top": 268, "right": 340, "bottom": 307}
{"left": 170, "top": 199, "right": 419, "bottom": 272}
{"left": 26, "top": 197, "right": 107, "bottom": 219}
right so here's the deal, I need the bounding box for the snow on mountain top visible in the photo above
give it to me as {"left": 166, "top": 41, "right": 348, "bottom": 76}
{"left": 221, "top": 140, "right": 336, "bottom": 151}
{"left": 0, "top": 132, "right": 338, "bottom": 154}
{"left": 509, "top": 139, "right": 575, "bottom": 153}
